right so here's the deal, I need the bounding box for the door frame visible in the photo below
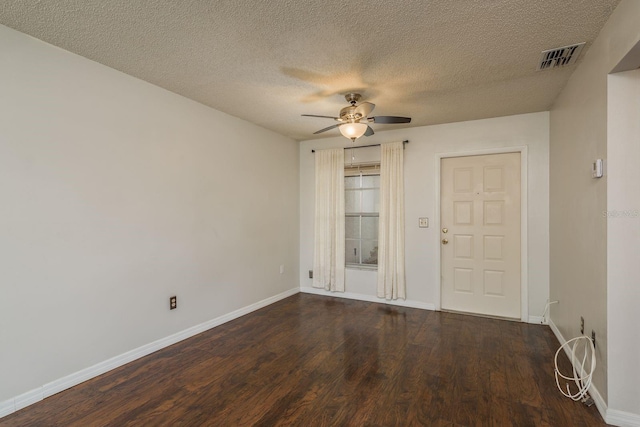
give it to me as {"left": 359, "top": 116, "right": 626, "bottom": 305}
{"left": 435, "top": 146, "right": 528, "bottom": 322}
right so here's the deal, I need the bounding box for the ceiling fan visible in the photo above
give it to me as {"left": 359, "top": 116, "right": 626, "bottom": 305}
{"left": 302, "top": 93, "right": 411, "bottom": 141}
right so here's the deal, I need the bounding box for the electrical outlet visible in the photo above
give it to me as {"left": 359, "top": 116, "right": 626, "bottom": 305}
{"left": 580, "top": 316, "right": 584, "bottom": 335}
{"left": 591, "top": 330, "right": 596, "bottom": 349}
{"left": 309, "top": 270, "right": 313, "bottom": 279}
{"left": 170, "top": 296, "right": 177, "bottom": 310}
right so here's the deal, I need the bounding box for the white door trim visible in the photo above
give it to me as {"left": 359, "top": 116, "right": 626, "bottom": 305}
{"left": 435, "top": 146, "right": 528, "bottom": 322}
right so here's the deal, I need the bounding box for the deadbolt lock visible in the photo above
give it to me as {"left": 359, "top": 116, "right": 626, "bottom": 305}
{"left": 442, "top": 228, "right": 448, "bottom": 233}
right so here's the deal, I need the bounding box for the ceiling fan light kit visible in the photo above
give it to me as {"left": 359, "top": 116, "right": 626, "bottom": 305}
{"left": 339, "top": 122, "right": 368, "bottom": 141}
{"left": 303, "top": 93, "right": 411, "bottom": 142}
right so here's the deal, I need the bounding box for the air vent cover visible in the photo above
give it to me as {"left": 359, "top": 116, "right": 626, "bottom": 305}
{"left": 537, "top": 42, "right": 585, "bottom": 71}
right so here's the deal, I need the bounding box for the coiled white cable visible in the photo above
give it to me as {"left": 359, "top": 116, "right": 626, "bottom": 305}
{"left": 554, "top": 336, "right": 596, "bottom": 402}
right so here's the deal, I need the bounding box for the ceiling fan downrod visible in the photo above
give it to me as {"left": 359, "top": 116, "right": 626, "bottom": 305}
{"left": 345, "top": 93, "right": 362, "bottom": 106}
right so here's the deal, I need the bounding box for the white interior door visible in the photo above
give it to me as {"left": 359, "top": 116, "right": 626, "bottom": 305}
{"left": 440, "top": 153, "right": 521, "bottom": 319}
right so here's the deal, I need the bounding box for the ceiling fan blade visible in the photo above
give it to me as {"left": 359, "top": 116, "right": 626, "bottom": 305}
{"left": 354, "top": 102, "right": 375, "bottom": 118}
{"left": 371, "top": 116, "right": 412, "bottom": 124}
{"left": 364, "top": 126, "right": 374, "bottom": 137}
{"left": 302, "top": 114, "right": 339, "bottom": 119}
{"left": 313, "top": 124, "right": 340, "bottom": 134}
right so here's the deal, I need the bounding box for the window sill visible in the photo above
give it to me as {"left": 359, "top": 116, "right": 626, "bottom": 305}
{"left": 346, "top": 264, "right": 378, "bottom": 271}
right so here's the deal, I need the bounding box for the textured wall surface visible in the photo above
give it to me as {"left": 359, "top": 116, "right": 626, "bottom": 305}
{"left": 608, "top": 69, "right": 640, "bottom": 418}
{"left": 549, "top": 0, "right": 640, "bottom": 409}
{"left": 0, "top": 24, "right": 299, "bottom": 403}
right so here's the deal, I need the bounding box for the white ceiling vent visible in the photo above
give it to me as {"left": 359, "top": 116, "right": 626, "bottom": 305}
{"left": 537, "top": 42, "right": 586, "bottom": 71}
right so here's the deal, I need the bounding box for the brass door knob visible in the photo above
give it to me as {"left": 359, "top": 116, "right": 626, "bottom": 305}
{"left": 442, "top": 239, "right": 449, "bottom": 245}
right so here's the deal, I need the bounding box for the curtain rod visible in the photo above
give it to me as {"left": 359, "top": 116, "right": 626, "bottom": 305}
{"left": 311, "top": 140, "right": 409, "bottom": 153}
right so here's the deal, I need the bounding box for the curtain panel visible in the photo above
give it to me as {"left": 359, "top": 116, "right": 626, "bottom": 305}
{"left": 313, "top": 148, "right": 345, "bottom": 292}
{"left": 377, "top": 141, "right": 406, "bottom": 300}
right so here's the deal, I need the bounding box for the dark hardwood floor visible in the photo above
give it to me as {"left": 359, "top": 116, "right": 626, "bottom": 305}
{"left": 2, "top": 293, "right": 609, "bottom": 426}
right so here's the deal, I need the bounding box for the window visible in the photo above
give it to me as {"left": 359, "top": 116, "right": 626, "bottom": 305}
{"left": 345, "top": 171, "right": 379, "bottom": 267}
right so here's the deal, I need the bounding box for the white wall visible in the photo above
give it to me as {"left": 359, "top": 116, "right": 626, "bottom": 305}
{"left": 0, "top": 24, "right": 299, "bottom": 404}
{"left": 549, "top": 0, "right": 640, "bottom": 409}
{"left": 299, "top": 112, "right": 549, "bottom": 319}
{"left": 607, "top": 69, "right": 640, "bottom": 418}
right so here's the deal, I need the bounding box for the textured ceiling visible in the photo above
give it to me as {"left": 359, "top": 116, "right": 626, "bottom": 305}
{"left": 0, "top": 0, "right": 620, "bottom": 141}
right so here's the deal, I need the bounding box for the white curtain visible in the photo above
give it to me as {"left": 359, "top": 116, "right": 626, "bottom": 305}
{"left": 377, "top": 141, "right": 406, "bottom": 300}
{"left": 313, "top": 148, "right": 345, "bottom": 292}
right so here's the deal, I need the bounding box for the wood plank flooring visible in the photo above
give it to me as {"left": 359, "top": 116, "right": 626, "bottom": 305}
{"left": 1, "top": 293, "right": 609, "bottom": 426}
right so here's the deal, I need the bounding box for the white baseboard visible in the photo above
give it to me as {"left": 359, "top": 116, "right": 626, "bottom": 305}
{"left": 528, "top": 315, "right": 546, "bottom": 324}
{"left": 14, "top": 388, "right": 44, "bottom": 412}
{"left": 0, "top": 287, "right": 300, "bottom": 420}
{"left": 607, "top": 409, "right": 640, "bottom": 427}
{"left": 0, "top": 400, "right": 15, "bottom": 419}
{"left": 300, "top": 286, "right": 436, "bottom": 311}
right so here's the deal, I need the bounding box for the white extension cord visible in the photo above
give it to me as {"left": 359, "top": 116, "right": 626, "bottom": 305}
{"left": 554, "top": 335, "right": 596, "bottom": 402}
{"left": 541, "top": 300, "right": 559, "bottom": 324}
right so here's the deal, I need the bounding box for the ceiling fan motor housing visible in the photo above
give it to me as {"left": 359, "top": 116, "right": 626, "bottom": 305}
{"left": 339, "top": 105, "right": 364, "bottom": 122}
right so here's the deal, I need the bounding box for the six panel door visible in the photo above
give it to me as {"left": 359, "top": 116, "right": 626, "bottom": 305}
{"left": 440, "top": 153, "right": 521, "bottom": 319}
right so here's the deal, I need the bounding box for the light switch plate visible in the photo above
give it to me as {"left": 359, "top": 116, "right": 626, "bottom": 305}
{"left": 419, "top": 217, "right": 429, "bottom": 228}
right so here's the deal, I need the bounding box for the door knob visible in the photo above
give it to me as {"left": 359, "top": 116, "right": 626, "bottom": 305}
{"left": 442, "top": 239, "right": 449, "bottom": 245}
